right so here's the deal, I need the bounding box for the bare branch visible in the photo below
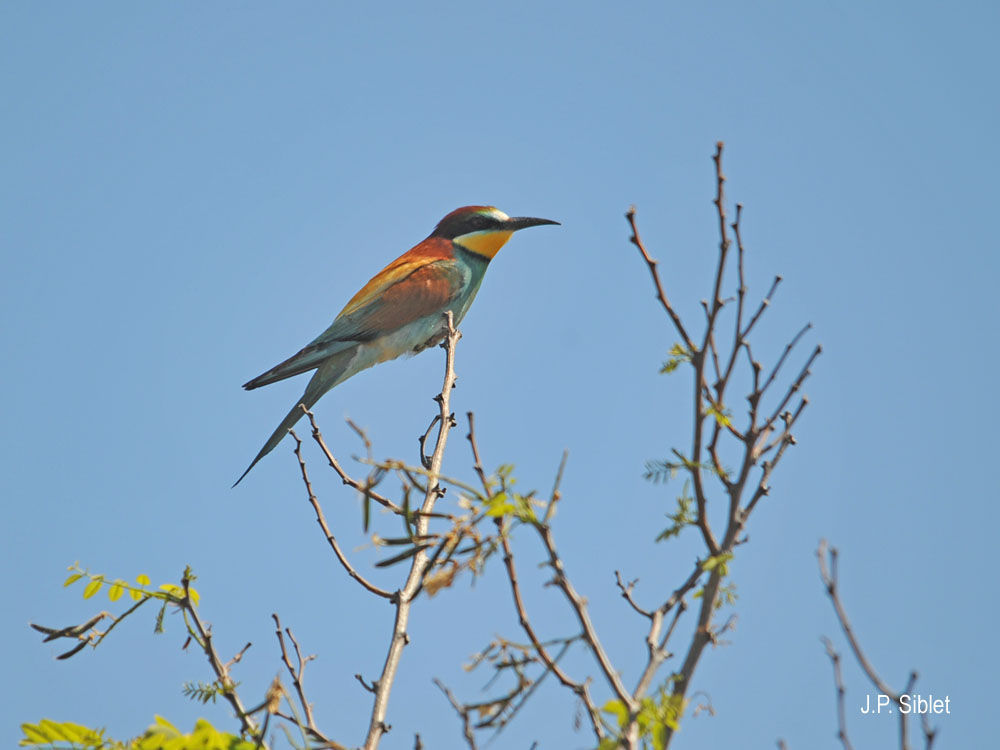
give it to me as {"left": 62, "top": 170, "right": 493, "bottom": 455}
{"left": 821, "top": 636, "right": 854, "bottom": 750}
{"left": 499, "top": 523, "right": 604, "bottom": 740}
{"left": 818, "top": 542, "right": 938, "bottom": 750}
{"left": 434, "top": 679, "right": 479, "bottom": 750}
{"left": 626, "top": 206, "right": 696, "bottom": 353}
{"left": 817, "top": 542, "right": 898, "bottom": 697}
{"left": 304, "top": 408, "right": 402, "bottom": 515}
{"left": 363, "top": 312, "right": 462, "bottom": 750}
{"left": 534, "top": 521, "right": 633, "bottom": 714}
{"left": 272, "top": 613, "right": 324, "bottom": 740}
{"left": 290, "top": 429, "right": 393, "bottom": 600}
{"left": 465, "top": 411, "right": 490, "bottom": 493}
{"left": 180, "top": 572, "right": 259, "bottom": 739}
{"left": 615, "top": 571, "right": 653, "bottom": 619}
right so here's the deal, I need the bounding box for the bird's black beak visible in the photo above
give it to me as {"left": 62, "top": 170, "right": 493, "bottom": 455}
{"left": 506, "top": 216, "right": 560, "bottom": 231}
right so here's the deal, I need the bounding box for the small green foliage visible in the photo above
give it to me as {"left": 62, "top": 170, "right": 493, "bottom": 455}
{"left": 701, "top": 552, "right": 733, "bottom": 575}
{"left": 154, "top": 601, "right": 167, "bottom": 634}
{"left": 484, "top": 491, "right": 515, "bottom": 517}
{"left": 182, "top": 680, "right": 233, "bottom": 705}
{"left": 495, "top": 464, "right": 516, "bottom": 483}
{"left": 694, "top": 554, "right": 738, "bottom": 609}
{"left": 599, "top": 687, "right": 685, "bottom": 750}
{"left": 481, "top": 465, "right": 538, "bottom": 523}
{"left": 61, "top": 565, "right": 195, "bottom": 606}
{"left": 21, "top": 716, "right": 255, "bottom": 750}
{"left": 375, "top": 543, "right": 432, "bottom": 568}
{"left": 705, "top": 402, "right": 732, "bottom": 428}
{"left": 130, "top": 575, "right": 150, "bottom": 602}
{"left": 20, "top": 719, "right": 106, "bottom": 748}
{"left": 82, "top": 577, "right": 104, "bottom": 600}
{"left": 659, "top": 343, "right": 692, "bottom": 374}
{"left": 107, "top": 580, "right": 125, "bottom": 602}
{"left": 484, "top": 491, "right": 538, "bottom": 523}
{"left": 656, "top": 482, "right": 695, "bottom": 542}
{"left": 602, "top": 698, "right": 628, "bottom": 727}
{"left": 717, "top": 581, "right": 738, "bottom": 609}
{"left": 643, "top": 459, "right": 679, "bottom": 484}
{"left": 644, "top": 454, "right": 728, "bottom": 485}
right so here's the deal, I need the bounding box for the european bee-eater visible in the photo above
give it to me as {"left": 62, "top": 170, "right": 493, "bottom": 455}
{"left": 235, "top": 205, "right": 559, "bottom": 485}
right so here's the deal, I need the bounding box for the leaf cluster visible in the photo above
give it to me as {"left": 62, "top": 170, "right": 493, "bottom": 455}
{"left": 21, "top": 717, "right": 253, "bottom": 750}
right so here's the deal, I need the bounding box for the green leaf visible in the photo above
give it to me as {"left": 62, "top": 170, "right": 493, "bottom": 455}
{"left": 602, "top": 698, "right": 628, "bottom": 727}
{"left": 62, "top": 573, "right": 84, "bottom": 588}
{"left": 134, "top": 716, "right": 256, "bottom": 750}
{"left": 82, "top": 578, "right": 103, "bottom": 600}
{"left": 702, "top": 552, "right": 733, "bottom": 575}
{"left": 660, "top": 343, "right": 692, "bottom": 374}
{"left": 20, "top": 722, "right": 49, "bottom": 745}
{"left": 158, "top": 583, "right": 184, "bottom": 602}
{"left": 485, "top": 492, "right": 515, "bottom": 518}
{"left": 375, "top": 543, "right": 431, "bottom": 568}
{"left": 20, "top": 720, "right": 105, "bottom": 748}
{"left": 656, "top": 484, "right": 695, "bottom": 542}
{"left": 154, "top": 601, "right": 167, "bottom": 634}
{"left": 705, "top": 403, "right": 732, "bottom": 428}
{"left": 108, "top": 579, "right": 125, "bottom": 602}
{"left": 136, "top": 574, "right": 150, "bottom": 586}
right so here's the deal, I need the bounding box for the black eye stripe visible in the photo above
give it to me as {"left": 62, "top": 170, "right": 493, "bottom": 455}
{"left": 433, "top": 212, "right": 503, "bottom": 239}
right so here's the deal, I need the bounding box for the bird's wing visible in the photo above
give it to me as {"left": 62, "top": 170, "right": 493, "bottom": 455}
{"left": 243, "top": 240, "right": 464, "bottom": 391}
{"left": 313, "top": 257, "right": 467, "bottom": 344}
{"left": 310, "top": 238, "right": 466, "bottom": 344}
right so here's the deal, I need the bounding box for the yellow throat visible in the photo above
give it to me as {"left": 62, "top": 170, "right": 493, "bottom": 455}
{"left": 454, "top": 229, "right": 514, "bottom": 259}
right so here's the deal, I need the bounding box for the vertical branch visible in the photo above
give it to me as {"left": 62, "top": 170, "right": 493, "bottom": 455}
{"left": 628, "top": 143, "right": 818, "bottom": 749}
{"left": 363, "top": 313, "right": 461, "bottom": 750}
{"left": 818, "top": 542, "right": 937, "bottom": 750}
{"left": 822, "top": 636, "right": 855, "bottom": 750}
{"left": 181, "top": 572, "right": 258, "bottom": 739}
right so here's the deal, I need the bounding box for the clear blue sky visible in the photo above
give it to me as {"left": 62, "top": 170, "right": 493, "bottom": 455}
{"left": 3, "top": 2, "right": 996, "bottom": 748}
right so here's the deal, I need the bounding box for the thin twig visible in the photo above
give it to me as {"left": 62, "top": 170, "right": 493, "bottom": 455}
{"left": 822, "top": 636, "right": 855, "bottom": 750}
{"left": 181, "top": 573, "right": 258, "bottom": 739}
{"left": 615, "top": 572, "right": 653, "bottom": 619}
{"left": 434, "top": 679, "right": 479, "bottom": 750}
{"left": 290, "top": 430, "right": 393, "bottom": 600}
{"left": 626, "top": 206, "right": 696, "bottom": 353}
{"left": 272, "top": 614, "right": 323, "bottom": 738}
{"left": 818, "top": 542, "right": 936, "bottom": 750}
{"left": 499, "top": 523, "right": 604, "bottom": 740}
{"left": 534, "top": 522, "right": 634, "bottom": 714}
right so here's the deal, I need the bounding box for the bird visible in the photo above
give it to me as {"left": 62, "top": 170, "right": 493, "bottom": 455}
{"left": 234, "top": 205, "right": 559, "bottom": 485}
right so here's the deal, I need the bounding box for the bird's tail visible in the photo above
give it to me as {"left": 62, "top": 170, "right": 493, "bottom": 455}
{"left": 233, "top": 350, "right": 357, "bottom": 486}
